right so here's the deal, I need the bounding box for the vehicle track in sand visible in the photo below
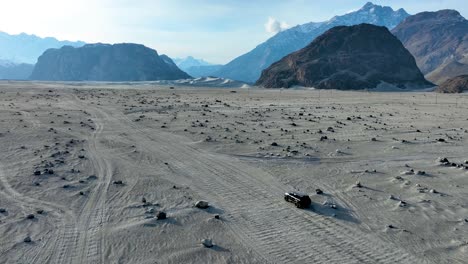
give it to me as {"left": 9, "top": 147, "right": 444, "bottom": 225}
{"left": 51, "top": 95, "right": 113, "bottom": 264}
{"left": 94, "top": 104, "right": 429, "bottom": 264}
{"left": 0, "top": 158, "right": 76, "bottom": 264}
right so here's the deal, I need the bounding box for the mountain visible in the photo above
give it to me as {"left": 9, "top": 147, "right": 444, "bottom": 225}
{"left": 173, "top": 56, "right": 212, "bottom": 70}
{"left": 214, "top": 2, "right": 410, "bottom": 83}
{"left": 435, "top": 75, "right": 468, "bottom": 93}
{"left": 0, "top": 60, "right": 34, "bottom": 80}
{"left": 171, "top": 56, "right": 223, "bottom": 77}
{"left": 30, "top": 43, "right": 191, "bottom": 81}
{"left": 256, "top": 24, "right": 431, "bottom": 90}
{"left": 0, "top": 31, "right": 85, "bottom": 64}
{"left": 392, "top": 10, "right": 468, "bottom": 84}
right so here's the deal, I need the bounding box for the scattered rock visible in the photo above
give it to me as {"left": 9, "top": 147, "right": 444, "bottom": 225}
{"left": 156, "top": 211, "right": 166, "bottom": 220}
{"left": 438, "top": 157, "right": 449, "bottom": 163}
{"left": 201, "top": 238, "right": 213, "bottom": 248}
{"left": 354, "top": 181, "right": 362, "bottom": 188}
{"left": 401, "top": 169, "right": 414, "bottom": 175}
{"left": 195, "top": 200, "right": 209, "bottom": 209}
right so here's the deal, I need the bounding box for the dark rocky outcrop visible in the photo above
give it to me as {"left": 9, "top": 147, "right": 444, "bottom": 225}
{"left": 256, "top": 24, "right": 431, "bottom": 90}
{"left": 436, "top": 75, "right": 468, "bottom": 93}
{"left": 392, "top": 10, "right": 468, "bottom": 84}
{"left": 30, "top": 43, "right": 191, "bottom": 81}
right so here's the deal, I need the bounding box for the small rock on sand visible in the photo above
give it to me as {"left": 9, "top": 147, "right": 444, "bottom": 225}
{"left": 26, "top": 214, "right": 35, "bottom": 219}
{"left": 156, "top": 211, "right": 166, "bottom": 220}
{"left": 201, "top": 238, "right": 213, "bottom": 248}
{"left": 195, "top": 200, "right": 209, "bottom": 209}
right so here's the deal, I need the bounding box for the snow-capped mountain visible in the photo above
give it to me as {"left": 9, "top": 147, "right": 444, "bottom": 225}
{"left": 0, "top": 31, "right": 85, "bottom": 64}
{"left": 172, "top": 56, "right": 213, "bottom": 71}
{"left": 172, "top": 56, "right": 223, "bottom": 77}
{"left": 214, "top": 2, "right": 410, "bottom": 83}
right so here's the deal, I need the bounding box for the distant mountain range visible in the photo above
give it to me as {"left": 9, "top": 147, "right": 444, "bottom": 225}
{"left": 172, "top": 56, "right": 223, "bottom": 78}
{"left": 213, "top": 2, "right": 410, "bottom": 83}
{"left": 256, "top": 24, "right": 430, "bottom": 90}
{"left": 1, "top": 2, "right": 466, "bottom": 87}
{"left": 30, "top": 43, "right": 191, "bottom": 81}
{"left": 392, "top": 10, "right": 468, "bottom": 84}
{"left": 173, "top": 56, "right": 212, "bottom": 69}
{"left": 0, "top": 60, "right": 34, "bottom": 80}
{"left": 0, "top": 31, "right": 85, "bottom": 64}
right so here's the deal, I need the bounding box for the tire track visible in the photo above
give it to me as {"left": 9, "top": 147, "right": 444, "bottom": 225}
{"left": 108, "top": 109, "right": 425, "bottom": 264}
{"left": 59, "top": 95, "right": 112, "bottom": 264}
{"left": 0, "top": 160, "right": 75, "bottom": 264}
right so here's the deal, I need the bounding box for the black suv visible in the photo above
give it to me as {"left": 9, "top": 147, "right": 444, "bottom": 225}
{"left": 284, "top": 192, "right": 311, "bottom": 209}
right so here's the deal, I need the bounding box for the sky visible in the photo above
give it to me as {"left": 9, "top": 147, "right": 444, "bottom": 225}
{"left": 0, "top": 0, "right": 466, "bottom": 64}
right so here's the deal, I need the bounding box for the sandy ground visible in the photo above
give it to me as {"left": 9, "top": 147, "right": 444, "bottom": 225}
{"left": 0, "top": 81, "right": 467, "bottom": 264}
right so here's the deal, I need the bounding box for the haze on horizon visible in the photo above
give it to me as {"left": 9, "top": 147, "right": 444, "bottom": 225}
{"left": 1, "top": 0, "right": 466, "bottom": 64}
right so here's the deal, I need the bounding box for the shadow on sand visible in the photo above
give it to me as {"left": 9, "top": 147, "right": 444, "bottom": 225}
{"left": 303, "top": 194, "right": 360, "bottom": 224}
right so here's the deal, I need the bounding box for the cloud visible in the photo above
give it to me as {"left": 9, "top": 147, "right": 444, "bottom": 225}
{"left": 264, "top": 17, "right": 289, "bottom": 33}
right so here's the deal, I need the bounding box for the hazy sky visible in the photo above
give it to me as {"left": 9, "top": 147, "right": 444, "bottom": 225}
{"left": 1, "top": 0, "right": 466, "bottom": 64}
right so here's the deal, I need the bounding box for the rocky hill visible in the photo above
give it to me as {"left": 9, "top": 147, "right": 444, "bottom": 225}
{"left": 30, "top": 43, "right": 191, "bottom": 81}
{"left": 436, "top": 75, "right": 468, "bottom": 93}
{"left": 392, "top": 10, "right": 468, "bottom": 84}
{"left": 256, "top": 24, "right": 431, "bottom": 90}
{"left": 214, "top": 2, "right": 409, "bottom": 83}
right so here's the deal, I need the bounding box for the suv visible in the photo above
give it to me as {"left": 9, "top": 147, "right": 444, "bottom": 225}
{"left": 284, "top": 192, "right": 311, "bottom": 209}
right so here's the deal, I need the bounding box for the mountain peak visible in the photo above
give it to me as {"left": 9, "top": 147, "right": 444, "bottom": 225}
{"left": 362, "top": 2, "right": 376, "bottom": 9}
{"left": 173, "top": 56, "right": 213, "bottom": 71}
{"left": 437, "top": 9, "right": 465, "bottom": 19}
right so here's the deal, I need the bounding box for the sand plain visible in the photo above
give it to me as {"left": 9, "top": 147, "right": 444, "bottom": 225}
{"left": 0, "top": 81, "right": 467, "bottom": 264}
